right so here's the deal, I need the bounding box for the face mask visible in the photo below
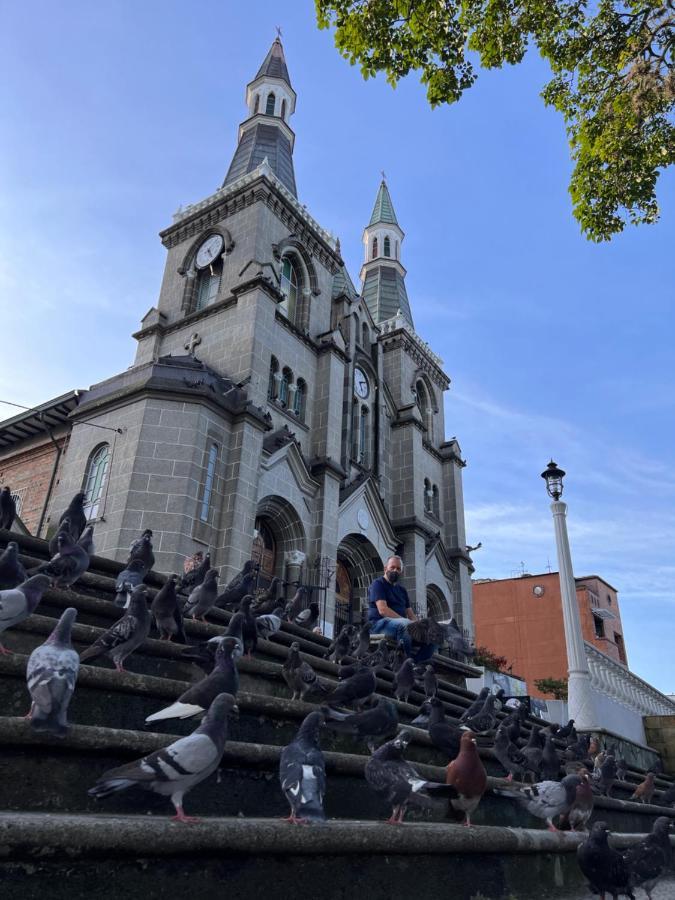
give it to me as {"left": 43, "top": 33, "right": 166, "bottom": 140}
{"left": 387, "top": 571, "right": 400, "bottom": 583}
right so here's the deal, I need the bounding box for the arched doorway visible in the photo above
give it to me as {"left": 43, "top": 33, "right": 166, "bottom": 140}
{"left": 253, "top": 495, "right": 306, "bottom": 593}
{"left": 252, "top": 518, "right": 276, "bottom": 583}
{"left": 335, "top": 533, "right": 384, "bottom": 632}
{"left": 426, "top": 584, "right": 451, "bottom": 623}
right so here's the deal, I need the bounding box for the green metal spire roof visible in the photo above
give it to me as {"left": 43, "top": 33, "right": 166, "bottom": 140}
{"left": 368, "top": 180, "right": 399, "bottom": 227}
{"left": 255, "top": 37, "right": 292, "bottom": 86}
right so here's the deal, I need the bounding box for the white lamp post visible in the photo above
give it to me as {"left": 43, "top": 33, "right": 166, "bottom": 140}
{"left": 541, "top": 461, "right": 598, "bottom": 730}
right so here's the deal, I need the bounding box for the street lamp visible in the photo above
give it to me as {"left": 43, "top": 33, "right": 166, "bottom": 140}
{"left": 541, "top": 461, "right": 598, "bottom": 730}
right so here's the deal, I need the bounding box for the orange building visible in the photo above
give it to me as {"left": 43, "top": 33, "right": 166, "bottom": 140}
{"left": 472, "top": 572, "right": 628, "bottom": 701}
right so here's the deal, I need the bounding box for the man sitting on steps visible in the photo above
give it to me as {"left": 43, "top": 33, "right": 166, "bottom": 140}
{"left": 367, "top": 555, "right": 437, "bottom": 663}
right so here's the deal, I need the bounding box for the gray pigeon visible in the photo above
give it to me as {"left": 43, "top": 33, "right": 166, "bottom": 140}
{"left": 0, "top": 487, "right": 17, "bottom": 530}
{"left": 89, "top": 692, "right": 236, "bottom": 822}
{"left": 423, "top": 664, "right": 438, "bottom": 699}
{"left": 57, "top": 492, "right": 87, "bottom": 541}
{"left": 328, "top": 623, "right": 354, "bottom": 663}
{"left": 493, "top": 724, "right": 528, "bottom": 781}
{"left": 394, "top": 658, "right": 416, "bottom": 703}
{"left": 126, "top": 529, "right": 154, "bottom": 570}
{"left": 294, "top": 600, "right": 320, "bottom": 631}
{"left": 0, "top": 541, "right": 27, "bottom": 589}
{"left": 251, "top": 576, "right": 281, "bottom": 615}
{"left": 460, "top": 691, "right": 499, "bottom": 735}
{"left": 592, "top": 753, "right": 617, "bottom": 798}
{"left": 26, "top": 607, "right": 79, "bottom": 737}
{"left": 0, "top": 574, "right": 51, "bottom": 653}
{"left": 282, "top": 642, "right": 330, "bottom": 702}
{"left": 151, "top": 575, "right": 185, "bottom": 642}
{"left": 179, "top": 612, "right": 245, "bottom": 675}
{"left": 352, "top": 621, "right": 372, "bottom": 659}
{"left": 239, "top": 594, "right": 258, "bottom": 657}
{"left": 34, "top": 530, "right": 90, "bottom": 590}
{"left": 427, "top": 697, "right": 462, "bottom": 760}
{"left": 48, "top": 517, "right": 71, "bottom": 556}
{"left": 496, "top": 773, "right": 583, "bottom": 830}
{"left": 114, "top": 558, "right": 148, "bottom": 607}
{"left": 459, "top": 687, "right": 490, "bottom": 723}
{"left": 146, "top": 637, "right": 239, "bottom": 723}
{"left": 623, "top": 815, "right": 673, "bottom": 899}
{"left": 283, "top": 584, "right": 307, "bottom": 622}
{"left": 322, "top": 697, "right": 399, "bottom": 751}
{"left": 411, "top": 700, "right": 432, "bottom": 728}
{"left": 521, "top": 726, "right": 545, "bottom": 782}
{"left": 255, "top": 606, "right": 284, "bottom": 640}
{"left": 184, "top": 568, "right": 220, "bottom": 621}
{"left": 77, "top": 525, "right": 95, "bottom": 557}
{"left": 541, "top": 731, "right": 562, "bottom": 781}
{"left": 215, "top": 560, "right": 257, "bottom": 611}
{"left": 326, "top": 662, "right": 377, "bottom": 710}
{"left": 79, "top": 585, "right": 151, "bottom": 671}
{"left": 279, "top": 709, "right": 327, "bottom": 824}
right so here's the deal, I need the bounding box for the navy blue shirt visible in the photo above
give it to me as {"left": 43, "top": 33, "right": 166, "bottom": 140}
{"left": 367, "top": 575, "right": 411, "bottom": 623}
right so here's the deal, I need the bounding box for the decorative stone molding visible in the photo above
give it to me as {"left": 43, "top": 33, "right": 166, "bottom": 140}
{"left": 585, "top": 642, "right": 675, "bottom": 717}
{"left": 285, "top": 550, "right": 306, "bottom": 566}
{"left": 378, "top": 314, "right": 449, "bottom": 389}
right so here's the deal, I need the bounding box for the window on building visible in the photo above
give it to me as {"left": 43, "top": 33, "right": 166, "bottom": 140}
{"left": 362, "top": 322, "right": 369, "bottom": 348}
{"left": 416, "top": 380, "right": 431, "bottom": 432}
{"left": 359, "top": 406, "right": 369, "bottom": 466}
{"left": 614, "top": 632, "right": 627, "bottom": 664}
{"left": 293, "top": 378, "right": 307, "bottom": 420}
{"left": 83, "top": 444, "right": 110, "bottom": 520}
{"left": 199, "top": 443, "right": 218, "bottom": 523}
{"left": 266, "top": 92, "right": 276, "bottom": 116}
{"left": 432, "top": 484, "right": 440, "bottom": 518}
{"left": 351, "top": 399, "right": 359, "bottom": 460}
{"left": 395, "top": 240, "right": 399, "bottom": 259}
{"left": 279, "top": 367, "right": 293, "bottom": 407}
{"left": 268, "top": 356, "right": 279, "bottom": 401}
{"left": 593, "top": 615, "right": 604, "bottom": 639}
{"left": 607, "top": 594, "right": 612, "bottom": 605}
{"left": 281, "top": 99, "right": 287, "bottom": 120}
{"left": 279, "top": 256, "right": 299, "bottom": 322}
{"left": 423, "top": 478, "right": 431, "bottom": 512}
{"left": 372, "top": 237, "right": 378, "bottom": 259}
{"left": 195, "top": 256, "right": 222, "bottom": 311}
{"left": 253, "top": 94, "right": 260, "bottom": 114}
{"left": 383, "top": 235, "right": 391, "bottom": 257}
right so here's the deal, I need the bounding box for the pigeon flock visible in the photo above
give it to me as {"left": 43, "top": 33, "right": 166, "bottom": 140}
{"left": 1, "top": 490, "right": 674, "bottom": 893}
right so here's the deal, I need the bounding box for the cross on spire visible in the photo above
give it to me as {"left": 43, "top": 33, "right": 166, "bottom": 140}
{"left": 381, "top": 169, "right": 386, "bottom": 182}
{"left": 275, "top": 25, "right": 282, "bottom": 39}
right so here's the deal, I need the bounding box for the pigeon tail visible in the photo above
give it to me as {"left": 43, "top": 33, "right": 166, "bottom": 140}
{"left": 146, "top": 701, "right": 206, "bottom": 723}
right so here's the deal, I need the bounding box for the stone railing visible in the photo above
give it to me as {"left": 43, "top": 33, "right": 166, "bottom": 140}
{"left": 585, "top": 642, "right": 675, "bottom": 717}
{"left": 378, "top": 313, "right": 445, "bottom": 369}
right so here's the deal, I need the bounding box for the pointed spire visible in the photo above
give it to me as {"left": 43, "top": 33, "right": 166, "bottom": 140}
{"left": 255, "top": 36, "right": 292, "bottom": 86}
{"left": 369, "top": 178, "right": 399, "bottom": 227}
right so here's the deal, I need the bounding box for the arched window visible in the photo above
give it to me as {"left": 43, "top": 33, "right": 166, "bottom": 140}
{"left": 266, "top": 92, "right": 276, "bottom": 116}
{"left": 432, "top": 485, "right": 440, "bottom": 518}
{"left": 384, "top": 235, "right": 391, "bottom": 257}
{"left": 279, "top": 256, "right": 299, "bottom": 322}
{"left": 293, "top": 378, "right": 307, "bottom": 420}
{"left": 195, "top": 256, "right": 222, "bottom": 311}
{"left": 361, "top": 322, "right": 369, "bottom": 348}
{"left": 279, "top": 366, "right": 293, "bottom": 407}
{"left": 253, "top": 94, "right": 260, "bottom": 114}
{"left": 268, "top": 356, "right": 279, "bottom": 400}
{"left": 395, "top": 240, "right": 399, "bottom": 259}
{"left": 359, "top": 406, "right": 369, "bottom": 466}
{"left": 83, "top": 444, "right": 110, "bottom": 520}
{"left": 199, "top": 443, "right": 218, "bottom": 523}
{"left": 372, "top": 237, "right": 378, "bottom": 259}
{"left": 424, "top": 478, "right": 432, "bottom": 513}
{"left": 351, "top": 399, "right": 360, "bottom": 460}
{"left": 281, "top": 99, "right": 287, "bottom": 120}
{"left": 415, "top": 379, "right": 433, "bottom": 436}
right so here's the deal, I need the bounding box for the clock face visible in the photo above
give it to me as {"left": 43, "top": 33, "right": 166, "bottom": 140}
{"left": 533, "top": 585, "right": 545, "bottom": 597}
{"left": 195, "top": 234, "right": 224, "bottom": 269}
{"left": 354, "top": 368, "right": 369, "bottom": 399}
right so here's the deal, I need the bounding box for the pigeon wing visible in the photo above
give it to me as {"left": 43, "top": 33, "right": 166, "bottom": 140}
{"left": 0, "top": 589, "right": 27, "bottom": 624}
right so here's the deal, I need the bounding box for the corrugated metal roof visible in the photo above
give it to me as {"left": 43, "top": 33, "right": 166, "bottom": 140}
{"left": 368, "top": 180, "right": 399, "bottom": 227}
{"left": 0, "top": 390, "right": 83, "bottom": 449}
{"left": 223, "top": 123, "right": 297, "bottom": 196}
{"left": 255, "top": 38, "right": 292, "bottom": 86}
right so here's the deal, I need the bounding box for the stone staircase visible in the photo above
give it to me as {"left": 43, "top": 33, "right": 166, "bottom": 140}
{"left": 1, "top": 529, "right": 674, "bottom": 900}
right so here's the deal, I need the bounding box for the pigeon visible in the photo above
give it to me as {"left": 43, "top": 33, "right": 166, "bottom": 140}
{"left": 444, "top": 617, "right": 475, "bottom": 659}
{"left": 183, "top": 568, "right": 220, "bottom": 621}
{"left": 34, "top": 531, "right": 90, "bottom": 590}
{"left": 255, "top": 606, "right": 284, "bottom": 640}
{"left": 558, "top": 769, "right": 594, "bottom": 832}
{"left": 394, "top": 658, "right": 416, "bottom": 703}
{"left": 351, "top": 622, "right": 372, "bottom": 659}
{"left": 557, "top": 718, "right": 576, "bottom": 740}
{"left": 146, "top": 637, "right": 239, "bottom": 723}
{"left": 151, "top": 575, "right": 185, "bottom": 642}
{"left": 57, "top": 492, "right": 87, "bottom": 541}
{"left": 493, "top": 724, "right": 528, "bottom": 782}
{"left": 251, "top": 576, "right": 280, "bottom": 615}
{"left": 179, "top": 613, "right": 245, "bottom": 675}
{"left": 406, "top": 616, "right": 445, "bottom": 646}
{"left": 577, "top": 821, "right": 634, "bottom": 900}
{"left": 113, "top": 558, "right": 148, "bottom": 608}
{"left": 322, "top": 698, "right": 399, "bottom": 751}
{"left": 297, "top": 660, "right": 332, "bottom": 703}
{"left": 427, "top": 697, "right": 462, "bottom": 761}
{"left": 445, "top": 730, "right": 489, "bottom": 826}
{"left": 283, "top": 585, "right": 307, "bottom": 623}
{"left": 0, "top": 541, "right": 27, "bottom": 589}
{"left": 593, "top": 753, "right": 618, "bottom": 798}
{"left": 279, "top": 709, "right": 327, "bottom": 824}
{"left": 179, "top": 551, "right": 211, "bottom": 595}
{"left": 127, "top": 529, "right": 154, "bottom": 570}
{"left": 615, "top": 757, "right": 628, "bottom": 782}
{"left": 496, "top": 773, "right": 584, "bottom": 831}
{"left": 282, "top": 642, "right": 308, "bottom": 701}
{"left": 588, "top": 736, "right": 601, "bottom": 760}
{"left": 423, "top": 665, "right": 438, "bottom": 699}
{"left": 294, "top": 601, "right": 320, "bottom": 631}
{"left": 363, "top": 642, "right": 390, "bottom": 669}
{"left": 0, "top": 574, "right": 51, "bottom": 653}
{"left": 493, "top": 687, "right": 506, "bottom": 710}
{"left": 48, "top": 517, "right": 71, "bottom": 556}
{"left": 365, "top": 729, "right": 456, "bottom": 824}
{"left": 326, "top": 661, "right": 376, "bottom": 710}
{"left": 215, "top": 560, "right": 257, "bottom": 611}
{"left": 623, "top": 815, "right": 673, "bottom": 899}
{"left": 327, "top": 623, "right": 354, "bottom": 663}
{"left": 0, "top": 487, "right": 17, "bottom": 530}
{"left": 411, "top": 701, "right": 432, "bottom": 728}
{"left": 77, "top": 525, "right": 95, "bottom": 557}
{"left": 79, "top": 586, "right": 151, "bottom": 671}
{"left": 460, "top": 690, "right": 499, "bottom": 735}
{"left": 89, "top": 692, "right": 236, "bottom": 822}
{"left": 26, "top": 606, "right": 79, "bottom": 737}
{"left": 236, "top": 594, "right": 257, "bottom": 657}
{"left": 541, "top": 731, "right": 562, "bottom": 781}
{"left": 565, "top": 732, "right": 591, "bottom": 762}
{"left": 658, "top": 783, "right": 675, "bottom": 807}
{"left": 521, "top": 726, "right": 544, "bottom": 782}
{"left": 459, "top": 687, "right": 490, "bottom": 724}
{"left": 630, "top": 771, "right": 656, "bottom": 805}
{"left": 502, "top": 704, "right": 527, "bottom": 744}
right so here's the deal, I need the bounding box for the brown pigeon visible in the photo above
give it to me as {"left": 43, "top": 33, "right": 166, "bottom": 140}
{"left": 559, "top": 769, "right": 594, "bottom": 832}
{"left": 445, "top": 730, "right": 488, "bottom": 826}
{"left": 631, "top": 772, "right": 656, "bottom": 805}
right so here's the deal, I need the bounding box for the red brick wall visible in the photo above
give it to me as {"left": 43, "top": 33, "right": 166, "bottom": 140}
{"left": 0, "top": 436, "right": 68, "bottom": 535}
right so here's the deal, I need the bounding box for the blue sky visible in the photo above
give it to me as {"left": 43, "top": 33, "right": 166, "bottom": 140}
{"left": 2, "top": 2, "right": 674, "bottom": 694}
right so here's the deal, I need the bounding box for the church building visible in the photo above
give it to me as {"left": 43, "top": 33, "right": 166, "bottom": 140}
{"left": 1, "top": 39, "right": 474, "bottom": 636}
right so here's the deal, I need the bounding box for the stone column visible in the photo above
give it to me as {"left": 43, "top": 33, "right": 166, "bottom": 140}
{"left": 284, "top": 550, "right": 306, "bottom": 597}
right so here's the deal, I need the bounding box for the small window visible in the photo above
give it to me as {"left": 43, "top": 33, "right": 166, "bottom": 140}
{"left": 279, "top": 367, "right": 293, "bottom": 406}
{"left": 372, "top": 237, "right": 378, "bottom": 259}
{"left": 424, "top": 478, "right": 432, "bottom": 512}
{"left": 384, "top": 235, "right": 391, "bottom": 257}
{"left": 293, "top": 378, "right": 307, "bottom": 420}
{"left": 266, "top": 92, "right": 276, "bottom": 116}
{"left": 83, "top": 444, "right": 111, "bottom": 520}
{"left": 607, "top": 594, "right": 612, "bottom": 605}
{"left": 279, "top": 256, "right": 299, "bottom": 322}
{"left": 253, "top": 94, "right": 260, "bottom": 114}
{"left": 351, "top": 399, "right": 359, "bottom": 460}
{"left": 432, "top": 484, "right": 440, "bottom": 518}
{"left": 281, "top": 99, "right": 287, "bottom": 120}
{"left": 195, "top": 257, "right": 222, "bottom": 311}
{"left": 361, "top": 322, "right": 369, "bottom": 348}
{"left": 199, "top": 443, "right": 218, "bottom": 523}
{"left": 593, "top": 615, "right": 604, "bottom": 639}
{"left": 359, "top": 406, "right": 369, "bottom": 466}
{"left": 268, "top": 356, "right": 279, "bottom": 400}
{"left": 395, "top": 240, "right": 399, "bottom": 259}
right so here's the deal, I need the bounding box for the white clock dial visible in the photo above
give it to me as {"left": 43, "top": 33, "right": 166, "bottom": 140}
{"left": 195, "top": 234, "right": 224, "bottom": 269}
{"left": 354, "top": 368, "right": 369, "bottom": 399}
{"left": 533, "top": 585, "right": 545, "bottom": 597}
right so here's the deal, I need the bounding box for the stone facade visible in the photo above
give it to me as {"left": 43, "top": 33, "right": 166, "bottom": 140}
{"left": 16, "top": 40, "right": 474, "bottom": 637}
